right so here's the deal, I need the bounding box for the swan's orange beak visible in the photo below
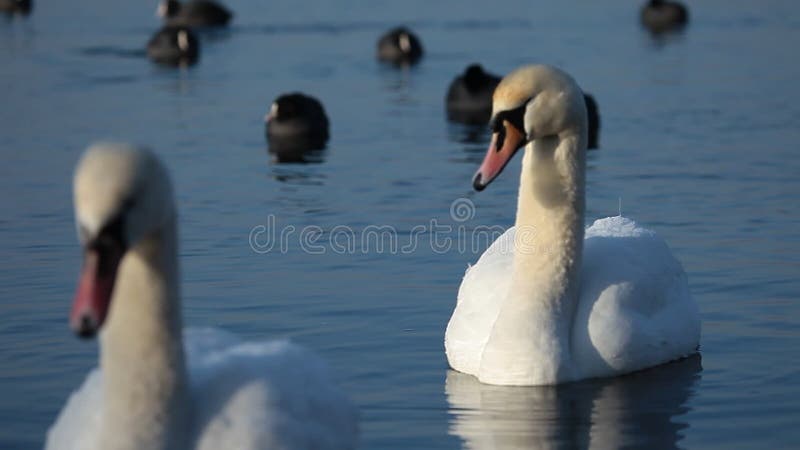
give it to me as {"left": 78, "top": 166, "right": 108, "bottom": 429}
{"left": 473, "top": 121, "right": 526, "bottom": 191}
{"left": 70, "top": 245, "right": 123, "bottom": 338}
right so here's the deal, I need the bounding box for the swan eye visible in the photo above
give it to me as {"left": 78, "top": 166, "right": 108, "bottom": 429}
{"left": 86, "top": 197, "right": 134, "bottom": 252}
{"left": 507, "top": 102, "right": 529, "bottom": 134}
{"left": 92, "top": 213, "right": 127, "bottom": 256}
{"left": 495, "top": 123, "right": 507, "bottom": 151}
{"left": 490, "top": 99, "right": 531, "bottom": 150}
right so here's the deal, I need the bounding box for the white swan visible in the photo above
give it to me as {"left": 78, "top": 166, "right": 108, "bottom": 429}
{"left": 46, "top": 143, "right": 358, "bottom": 450}
{"left": 444, "top": 65, "right": 700, "bottom": 386}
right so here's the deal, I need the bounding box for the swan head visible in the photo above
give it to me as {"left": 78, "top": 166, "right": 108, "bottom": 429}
{"left": 70, "top": 143, "right": 175, "bottom": 338}
{"left": 473, "top": 64, "right": 587, "bottom": 191}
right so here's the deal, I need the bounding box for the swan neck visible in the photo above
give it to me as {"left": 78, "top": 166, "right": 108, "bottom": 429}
{"left": 513, "top": 133, "right": 585, "bottom": 275}
{"left": 99, "top": 216, "right": 189, "bottom": 450}
{"left": 512, "top": 133, "right": 585, "bottom": 332}
{"left": 478, "top": 133, "right": 587, "bottom": 384}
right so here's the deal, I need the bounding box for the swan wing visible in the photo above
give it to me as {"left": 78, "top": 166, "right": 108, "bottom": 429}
{"left": 445, "top": 227, "right": 515, "bottom": 376}
{"left": 46, "top": 329, "right": 358, "bottom": 450}
{"left": 573, "top": 217, "right": 700, "bottom": 378}
{"left": 187, "top": 328, "right": 358, "bottom": 450}
{"left": 45, "top": 370, "right": 103, "bottom": 450}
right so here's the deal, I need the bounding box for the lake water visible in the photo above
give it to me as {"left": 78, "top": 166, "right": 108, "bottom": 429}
{"left": 2, "top": 0, "right": 799, "bottom": 448}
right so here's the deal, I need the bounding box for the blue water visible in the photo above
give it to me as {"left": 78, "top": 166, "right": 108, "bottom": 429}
{"left": 2, "top": 0, "right": 800, "bottom": 448}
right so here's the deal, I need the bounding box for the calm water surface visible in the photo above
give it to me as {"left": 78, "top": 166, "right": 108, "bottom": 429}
{"left": 1, "top": 0, "right": 799, "bottom": 448}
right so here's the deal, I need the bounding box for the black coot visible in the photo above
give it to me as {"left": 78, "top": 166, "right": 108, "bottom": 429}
{"left": 265, "top": 93, "right": 330, "bottom": 163}
{"left": 147, "top": 26, "right": 200, "bottom": 66}
{"left": 157, "top": 0, "right": 232, "bottom": 27}
{"left": 377, "top": 26, "right": 424, "bottom": 66}
{"left": 0, "top": 0, "right": 32, "bottom": 15}
{"left": 640, "top": 0, "right": 689, "bottom": 34}
{"left": 446, "top": 64, "right": 501, "bottom": 125}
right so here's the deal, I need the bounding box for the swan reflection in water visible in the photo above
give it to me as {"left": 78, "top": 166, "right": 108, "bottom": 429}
{"left": 446, "top": 355, "right": 701, "bottom": 449}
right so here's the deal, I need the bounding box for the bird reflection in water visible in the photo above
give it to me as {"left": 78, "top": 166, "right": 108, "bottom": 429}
{"left": 446, "top": 355, "right": 702, "bottom": 449}
{"left": 269, "top": 162, "right": 327, "bottom": 186}
{"left": 446, "top": 122, "right": 491, "bottom": 165}
{"left": 267, "top": 136, "right": 327, "bottom": 164}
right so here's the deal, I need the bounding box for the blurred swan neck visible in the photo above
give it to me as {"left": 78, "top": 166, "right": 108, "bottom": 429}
{"left": 99, "top": 216, "right": 189, "bottom": 450}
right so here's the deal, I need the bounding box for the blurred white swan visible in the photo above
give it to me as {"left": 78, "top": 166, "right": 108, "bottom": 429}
{"left": 46, "top": 143, "right": 358, "bottom": 450}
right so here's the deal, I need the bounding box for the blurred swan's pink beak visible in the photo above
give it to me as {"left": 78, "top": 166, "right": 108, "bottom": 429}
{"left": 473, "top": 122, "right": 525, "bottom": 191}
{"left": 70, "top": 247, "right": 122, "bottom": 338}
